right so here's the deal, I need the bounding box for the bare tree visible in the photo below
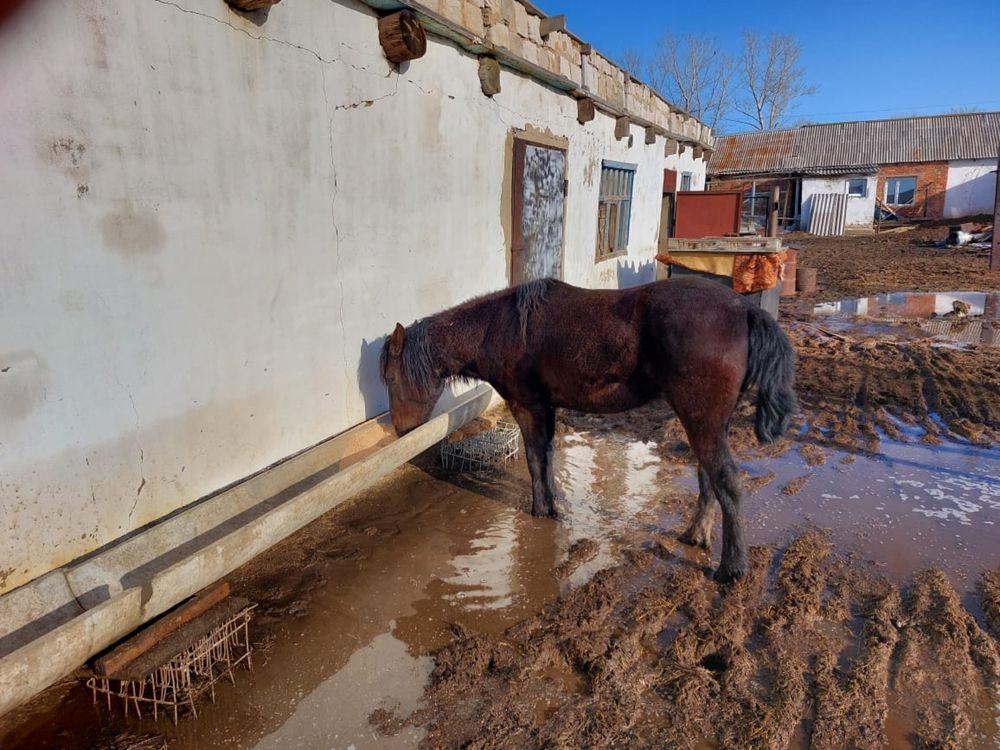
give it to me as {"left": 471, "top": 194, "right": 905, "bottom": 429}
{"left": 643, "top": 34, "right": 734, "bottom": 132}
{"left": 619, "top": 48, "right": 644, "bottom": 81}
{"left": 733, "top": 31, "right": 815, "bottom": 130}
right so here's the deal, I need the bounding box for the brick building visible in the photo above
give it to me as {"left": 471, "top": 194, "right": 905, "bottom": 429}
{"left": 707, "top": 112, "right": 1000, "bottom": 234}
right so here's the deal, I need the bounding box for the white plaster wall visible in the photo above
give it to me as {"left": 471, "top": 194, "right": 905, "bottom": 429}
{"left": 944, "top": 159, "right": 997, "bottom": 219}
{"left": 800, "top": 175, "right": 876, "bottom": 230}
{"left": 0, "top": 0, "right": 705, "bottom": 593}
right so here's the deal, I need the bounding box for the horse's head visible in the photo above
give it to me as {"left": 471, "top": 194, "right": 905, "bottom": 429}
{"left": 380, "top": 322, "right": 445, "bottom": 437}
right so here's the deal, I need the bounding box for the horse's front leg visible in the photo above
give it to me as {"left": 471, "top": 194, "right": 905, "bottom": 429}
{"left": 508, "top": 401, "right": 557, "bottom": 518}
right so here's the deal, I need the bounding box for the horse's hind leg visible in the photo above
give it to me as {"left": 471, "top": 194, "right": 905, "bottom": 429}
{"left": 679, "top": 465, "right": 716, "bottom": 549}
{"left": 675, "top": 413, "right": 747, "bottom": 583}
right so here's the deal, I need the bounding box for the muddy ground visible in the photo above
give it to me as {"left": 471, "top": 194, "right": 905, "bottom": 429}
{"left": 2, "top": 226, "right": 1000, "bottom": 750}
{"left": 787, "top": 225, "right": 1000, "bottom": 301}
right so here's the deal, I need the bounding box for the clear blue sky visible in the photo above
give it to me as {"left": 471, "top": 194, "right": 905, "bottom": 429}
{"left": 539, "top": 0, "right": 1000, "bottom": 131}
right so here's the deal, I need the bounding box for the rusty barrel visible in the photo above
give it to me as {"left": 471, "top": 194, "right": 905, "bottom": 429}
{"left": 796, "top": 266, "right": 817, "bottom": 293}
{"left": 781, "top": 248, "right": 798, "bottom": 297}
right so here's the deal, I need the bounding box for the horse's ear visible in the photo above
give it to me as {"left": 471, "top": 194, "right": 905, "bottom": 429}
{"left": 389, "top": 323, "right": 406, "bottom": 357}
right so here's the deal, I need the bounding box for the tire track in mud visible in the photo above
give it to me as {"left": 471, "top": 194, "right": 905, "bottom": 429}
{"left": 375, "top": 533, "right": 1000, "bottom": 750}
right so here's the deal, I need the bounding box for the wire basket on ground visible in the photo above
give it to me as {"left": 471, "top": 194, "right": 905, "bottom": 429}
{"left": 86, "top": 598, "right": 255, "bottom": 724}
{"left": 440, "top": 420, "right": 520, "bottom": 472}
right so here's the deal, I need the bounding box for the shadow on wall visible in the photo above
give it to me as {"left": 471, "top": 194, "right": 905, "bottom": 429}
{"left": 358, "top": 336, "right": 389, "bottom": 419}
{"left": 617, "top": 259, "right": 655, "bottom": 288}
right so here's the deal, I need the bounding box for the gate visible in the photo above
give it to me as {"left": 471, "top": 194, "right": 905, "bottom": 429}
{"left": 512, "top": 139, "right": 566, "bottom": 283}
{"left": 674, "top": 190, "right": 742, "bottom": 238}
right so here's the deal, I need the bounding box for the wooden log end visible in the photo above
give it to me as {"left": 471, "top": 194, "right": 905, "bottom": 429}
{"left": 478, "top": 57, "right": 502, "bottom": 97}
{"left": 539, "top": 14, "right": 566, "bottom": 37}
{"left": 577, "top": 98, "right": 596, "bottom": 124}
{"left": 225, "top": 0, "right": 281, "bottom": 11}
{"left": 644, "top": 126, "right": 656, "bottom": 145}
{"left": 378, "top": 10, "right": 427, "bottom": 64}
{"left": 614, "top": 116, "right": 630, "bottom": 140}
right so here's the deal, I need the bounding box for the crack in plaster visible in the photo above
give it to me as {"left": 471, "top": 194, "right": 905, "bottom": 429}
{"left": 111, "top": 376, "right": 146, "bottom": 526}
{"left": 321, "top": 66, "right": 354, "bottom": 426}
{"left": 150, "top": 0, "right": 339, "bottom": 64}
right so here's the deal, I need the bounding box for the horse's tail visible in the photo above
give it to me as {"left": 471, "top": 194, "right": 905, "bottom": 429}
{"left": 742, "top": 306, "right": 796, "bottom": 443}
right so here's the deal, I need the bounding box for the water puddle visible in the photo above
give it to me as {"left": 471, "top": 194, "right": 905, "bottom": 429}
{"left": 805, "top": 290, "right": 1000, "bottom": 347}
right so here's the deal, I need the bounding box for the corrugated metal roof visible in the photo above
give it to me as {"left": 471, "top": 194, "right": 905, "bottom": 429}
{"left": 801, "top": 164, "right": 878, "bottom": 176}
{"left": 709, "top": 112, "right": 1000, "bottom": 176}
{"left": 708, "top": 128, "right": 797, "bottom": 175}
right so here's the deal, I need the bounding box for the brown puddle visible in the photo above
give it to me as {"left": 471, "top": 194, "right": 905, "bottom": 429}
{"left": 2, "top": 408, "right": 1000, "bottom": 748}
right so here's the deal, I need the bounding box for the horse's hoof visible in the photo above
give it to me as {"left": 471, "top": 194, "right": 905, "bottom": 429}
{"left": 713, "top": 564, "right": 746, "bottom": 585}
{"left": 531, "top": 507, "right": 558, "bottom": 520}
{"left": 678, "top": 530, "right": 710, "bottom": 550}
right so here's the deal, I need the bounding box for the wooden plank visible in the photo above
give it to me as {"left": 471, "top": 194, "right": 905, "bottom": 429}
{"left": 667, "top": 236, "right": 782, "bottom": 253}
{"left": 94, "top": 582, "right": 230, "bottom": 677}
{"left": 539, "top": 14, "right": 565, "bottom": 37}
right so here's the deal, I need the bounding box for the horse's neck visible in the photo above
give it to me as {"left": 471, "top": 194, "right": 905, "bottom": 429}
{"left": 430, "top": 293, "right": 508, "bottom": 380}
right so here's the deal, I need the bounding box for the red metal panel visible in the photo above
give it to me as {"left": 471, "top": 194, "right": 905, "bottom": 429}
{"left": 662, "top": 169, "right": 677, "bottom": 194}
{"left": 674, "top": 191, "right": 742, "bottom": 238}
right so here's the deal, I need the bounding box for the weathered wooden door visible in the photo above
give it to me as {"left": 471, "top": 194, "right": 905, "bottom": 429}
{"left": 512, "top": 140, "right": 566, "bottom": 283}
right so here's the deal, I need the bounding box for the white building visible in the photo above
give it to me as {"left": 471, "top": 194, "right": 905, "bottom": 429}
{"left": 708, "top": 113, "right": 1000, "bottom": 233}
{"left": 0, "top": 0, "right": 710, "bottom": 609}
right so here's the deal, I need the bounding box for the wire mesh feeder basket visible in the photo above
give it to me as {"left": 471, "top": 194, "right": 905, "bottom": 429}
{"left": 440, "top": 419, "right": 520, "bottom": 472}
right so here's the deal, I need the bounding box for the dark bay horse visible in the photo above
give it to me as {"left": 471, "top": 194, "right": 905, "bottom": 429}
{"left": 379, "top": 277, "right": 795, "bottom": 582}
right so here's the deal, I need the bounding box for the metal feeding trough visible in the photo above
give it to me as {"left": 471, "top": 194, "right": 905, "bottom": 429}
{"left": 440, "top": 420, "right": 520, "bottom": 472}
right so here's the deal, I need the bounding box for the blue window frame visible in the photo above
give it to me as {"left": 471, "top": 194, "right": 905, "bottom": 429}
{"left": 597, "top": 160, "right": 636, "bottom": 257}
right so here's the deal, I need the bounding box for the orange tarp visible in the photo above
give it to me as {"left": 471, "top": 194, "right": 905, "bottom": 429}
{"left": 656, "top": 251, "right": 787, "bottom": 295}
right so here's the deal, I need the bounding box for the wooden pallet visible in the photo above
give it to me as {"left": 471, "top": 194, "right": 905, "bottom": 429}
{"left": 665, "top": 236, "right": 782, "bottom": 253}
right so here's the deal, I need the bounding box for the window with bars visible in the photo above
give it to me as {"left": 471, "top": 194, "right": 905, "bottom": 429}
{"left": 680, "top": 172, "right": 693, "bottom": 191}
{"left": 596, "top": 161, "right": 636, "bottom": 257}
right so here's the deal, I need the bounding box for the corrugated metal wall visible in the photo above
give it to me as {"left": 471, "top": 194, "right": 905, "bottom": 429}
{"left": 808, "top": 193, "right": 848, "bottom": 236}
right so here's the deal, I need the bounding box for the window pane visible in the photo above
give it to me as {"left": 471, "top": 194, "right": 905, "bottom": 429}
{"left": 847, "top": 179, "right": 866, "bottom": 196}
{"left": 887, "top": 176, "right": 916, "bottom": 205}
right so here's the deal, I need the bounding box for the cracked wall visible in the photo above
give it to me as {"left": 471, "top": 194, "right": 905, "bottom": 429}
{"left": 0, "top": 0, "right": 706, "bottom": 595}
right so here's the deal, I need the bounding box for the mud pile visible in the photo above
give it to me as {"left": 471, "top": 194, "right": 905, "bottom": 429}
{"left": 377, "top": 532, "right": 1000, "bottom": 749}
{"left": 789, "top": 321, "right": 1000, "bottom": 448}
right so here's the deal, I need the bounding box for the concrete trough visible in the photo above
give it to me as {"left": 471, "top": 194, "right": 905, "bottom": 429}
{"left": 0, "top": 384, "right": 494, "bottom": 718}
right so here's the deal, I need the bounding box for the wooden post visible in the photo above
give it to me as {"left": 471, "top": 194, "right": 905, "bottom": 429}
{"left": 378, "top": 10, "right": 427, "bottom": 64}
{"left": 992, "top": 148, "right": 1000, "bottom": 271}
{"left": 478, "top": 57, "right": 501, "bottom": 97}
{"left": 769, "top": 185, "right": 781, "bottom": 238}
{"left": 577, "top": 98, "right": 596, "bottom": 124}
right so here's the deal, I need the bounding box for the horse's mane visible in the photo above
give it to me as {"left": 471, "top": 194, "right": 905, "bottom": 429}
{"left": 515, "top": 278, "right": 552, "bottom": 341}
{"left": 379, "top": 278, "right": 556, "bottom": 390}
